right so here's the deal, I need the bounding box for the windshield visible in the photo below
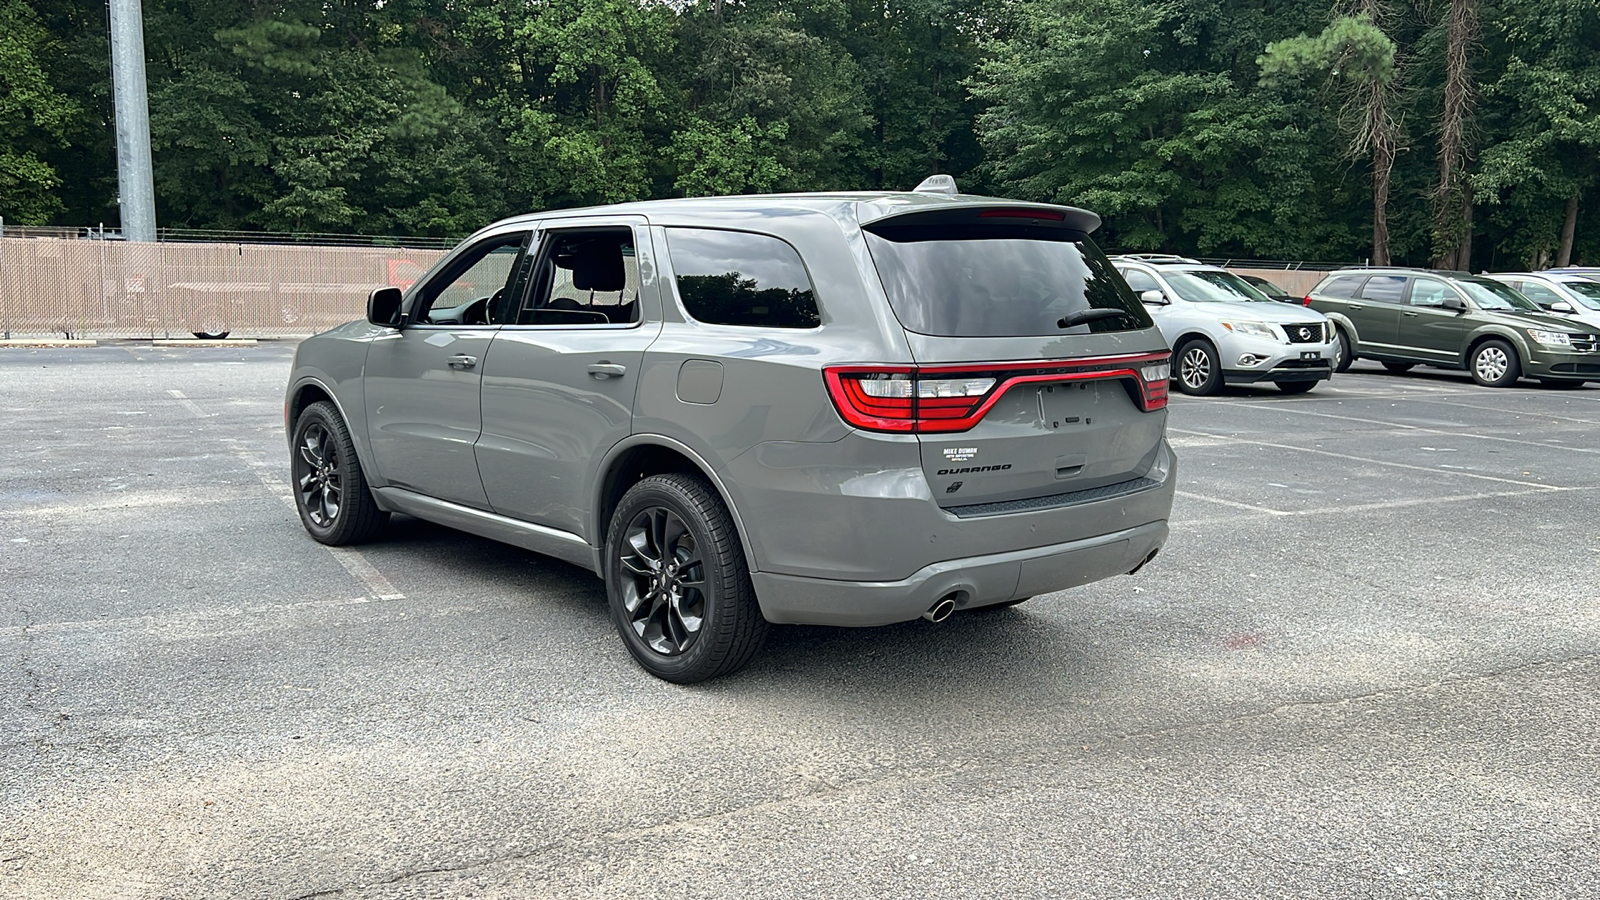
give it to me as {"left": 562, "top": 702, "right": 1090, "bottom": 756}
{"left": 863, "top": 222, "right": 1152, "bottom": 336}
{"left": 1559, "top": 280, "right": 1600, "bottom": 310}
{"left": 1458, "top": 278, "right": 1541, "bottom": 311}
{"left": 1165, "top": 270, "right": 1277, "bottom": 303}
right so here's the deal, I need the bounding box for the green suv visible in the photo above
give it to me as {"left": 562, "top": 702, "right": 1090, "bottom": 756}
{"left": 1305, "top": 268, "right": 1600, "bottom": 387}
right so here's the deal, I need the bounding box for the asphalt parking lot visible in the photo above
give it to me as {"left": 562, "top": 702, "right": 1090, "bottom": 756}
{"left": 3, "top": 344, "right": 1598, "bottom": 899}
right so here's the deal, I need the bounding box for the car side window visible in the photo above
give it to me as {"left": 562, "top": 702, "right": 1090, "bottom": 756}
{"left": 1409, "top": 278, "right": 1455, "bottom": 308}
{"left": 1318, "top": 275, "right": 1365, "bottom": 299}
{"left": 664, "top": 228, "right": 820, "bottom": 328}
{"left": 1122, "top": 269, "right": 1161, "bottom": 295}
{"left": 415, "top": 232, "right": 529, "bottom": 326}
{"left": 1516, "top": 281, "right": 1564, "bottom": 309}
{"left": 1357, "top": 275, "right": 1407, "bottom": 303}
{"left": 515, "top": 228, "right": 642, "bottom": 326}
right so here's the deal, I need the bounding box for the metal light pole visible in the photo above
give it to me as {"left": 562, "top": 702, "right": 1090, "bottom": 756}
{"left": 109, "top": 0, "right": 157, "bottom": 242}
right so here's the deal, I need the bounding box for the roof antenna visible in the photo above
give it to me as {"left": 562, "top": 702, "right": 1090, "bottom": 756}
{"left": 913, "top": 175, "right": 959, "bottom": 195}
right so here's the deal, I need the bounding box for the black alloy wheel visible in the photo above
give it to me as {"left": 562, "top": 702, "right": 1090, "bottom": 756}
{"left": 606, "top": 473, "right": 768, "bottom": 683}
{"left": 290, "top": 401, "right": 389, "bottom": 545}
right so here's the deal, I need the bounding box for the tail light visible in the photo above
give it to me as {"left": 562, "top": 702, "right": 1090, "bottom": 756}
{"left": 824, "top": 352, "right": 1170, "bottom": 433}
{"left": 1301, "top": 295, "right": 1314, "bottom": 306}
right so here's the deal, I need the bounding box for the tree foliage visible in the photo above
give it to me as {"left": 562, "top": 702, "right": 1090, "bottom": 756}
{"left": 2, "top": 0, "right": 1596, "bottom": 265}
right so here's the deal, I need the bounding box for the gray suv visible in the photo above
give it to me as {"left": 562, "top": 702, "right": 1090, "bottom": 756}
{"left": 285, "top": 187, "right": 1178, "bottom": 681}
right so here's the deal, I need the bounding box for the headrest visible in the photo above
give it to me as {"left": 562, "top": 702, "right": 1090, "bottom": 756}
{"left": 571, "top": 240, "right": 626, "bottom": 292}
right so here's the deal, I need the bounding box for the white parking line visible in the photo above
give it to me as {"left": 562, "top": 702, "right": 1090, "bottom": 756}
{"left": 172, "top": 389, "right": 406, "bottom": 602}
{"left": 1174, "top": 491, "right": 1290, "bottom": 516}
{"left": 1201, "top": 402, "right": 1600, "bottom": 454}
{"left": 0, "top": 594, "right": 400, "bottom": 639}
{"left": 1167, "top": 427, "right": 1565, "bottom": 490}
{"left": 1176, "top": 485, "right": 1590, "bottom": 526}
{"left": 165, "top": 389, "right": 212, "bottom": 418}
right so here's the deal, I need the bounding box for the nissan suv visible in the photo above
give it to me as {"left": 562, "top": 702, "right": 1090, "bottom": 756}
{"left": 285, "top": 184, "right": 1178, "bottom": 682}
{"left": 1305, "top": 268, "right": 1600, "bottom": 387}
{"left": 1110, "top": 255, "right": 1336, "bottom": 395}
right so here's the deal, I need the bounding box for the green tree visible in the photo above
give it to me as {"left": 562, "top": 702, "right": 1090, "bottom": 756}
{"left": 0, "top": 0, "right": 80, "bottom": 224}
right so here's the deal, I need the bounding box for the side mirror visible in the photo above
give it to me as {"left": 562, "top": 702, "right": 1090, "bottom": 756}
{"left": 1441, "top": 296, "right": 1466, "bottom": 312}
{"left": 367, "top": 286, "right": 404, "bottom": 327}
{"left": 1550, "top": 301, "right": 1574, "bottom": 313}
{"left": 1139, "top": 289, "right": 1168, "bottom": 306}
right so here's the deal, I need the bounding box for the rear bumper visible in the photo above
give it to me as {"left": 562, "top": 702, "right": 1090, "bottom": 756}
{"left": 752, "top": 520, "right": 1168, "bottom": 626}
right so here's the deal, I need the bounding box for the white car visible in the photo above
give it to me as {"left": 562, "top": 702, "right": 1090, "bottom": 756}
{"left": 1111, "top": 255, "right": 1336, "bottom": 395}
{"left": 1486, "top": 272, "right": 1600, "bottom": 331}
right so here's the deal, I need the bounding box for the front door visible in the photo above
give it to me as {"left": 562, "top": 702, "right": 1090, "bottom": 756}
{"left": 475, "top": 218, "right": 664, "bottom": 541}
{"left": 363, "top": 228, "right": 531, "bottom": 509}
{"left": 1402, "top": 277, "right": 1476, "bottom": 363}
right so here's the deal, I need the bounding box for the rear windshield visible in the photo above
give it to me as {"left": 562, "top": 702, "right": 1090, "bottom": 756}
{"left": 863, "top": 223, "right": 1151, "bottom": 337}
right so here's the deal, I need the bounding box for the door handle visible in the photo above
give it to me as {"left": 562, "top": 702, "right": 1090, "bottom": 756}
{"left": 588, "top": 362, "right": 627, "bottom": 379}
{"left": 1348, "top": 303, "right": 1365, "bottom": 310}
{"left": 447, "top": 354, "right": 478, "bottom": 369}
{"left": 1403, "top": 311, "right": 1419, "bottom": 317}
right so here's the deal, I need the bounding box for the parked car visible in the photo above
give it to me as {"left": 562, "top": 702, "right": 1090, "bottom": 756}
{"left": 1109, "top": 255, "right": 1335, "bottom": 395}
{"left": 1304, "top": 268, "right": 1600, "bottom": 387}
{"left": 1485, "top": 272, "right": 1600, "bottom": 331}
{"left": 285, "top": 184, "right": 1178, "bottom": 682}
{"left": 1238, "top": 274, "right": 1300, "bottom": 304}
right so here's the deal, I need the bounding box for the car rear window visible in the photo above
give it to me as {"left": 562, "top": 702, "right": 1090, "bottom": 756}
{"left": 863, "top": 222, "right": 1150, "bottom": 336}
{"left": 664, "top": 228, "right": 820, "bottom": 328}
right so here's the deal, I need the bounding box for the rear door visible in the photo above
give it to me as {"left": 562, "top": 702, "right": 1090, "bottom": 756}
{"left": 1347, "top": 274, "right": 1408, "bottom": 355}
{"left": 859, "top": 209, "right": 1169, "bottom": 510}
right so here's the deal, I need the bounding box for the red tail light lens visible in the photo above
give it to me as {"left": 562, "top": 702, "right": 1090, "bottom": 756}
{"left": 824, "top": 353, "right": 1170, "bottom": 433}
{"left": 1302, "top": 295, "right": 1314, "bottom": 306}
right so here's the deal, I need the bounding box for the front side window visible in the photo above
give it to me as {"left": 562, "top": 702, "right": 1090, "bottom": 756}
{"left": 1515, "top": 281, "right": 1566, "bottom": 309}
{"left": 865, "top": 222, "right": 1150, "bottom": 336}
{"left": 416, "top": 233, "right": 528, "bottom": 325}
{"left": 1409, "top": 278, "right": 1456, "bottom": 308}
{"left": 665, "top": 228, "right": 820, "bottom": 328}
{"left": 516, "top": 229, "right": 642, "bottom": 326}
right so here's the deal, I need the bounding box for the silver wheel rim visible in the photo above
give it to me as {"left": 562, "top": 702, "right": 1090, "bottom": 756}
{"left": 1476, "top": 346, "right": 1509, "bottom": 382}
{"left": 1181, "top": 347, "right": 1212, "bottom": 390}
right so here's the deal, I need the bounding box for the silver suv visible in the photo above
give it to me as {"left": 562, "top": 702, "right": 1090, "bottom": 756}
{"left": 285, "top": 187, "right": 1178, "bottom": 682}
{"left": 1111, "top": 255, "right": 1336, "bottom": 395}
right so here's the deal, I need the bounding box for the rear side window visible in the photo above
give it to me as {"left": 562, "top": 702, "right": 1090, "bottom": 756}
{"left": 1358, "top": 275, "right": 1408, "bottom": 303}
{"left": 864, "top": 222, "right": 1151, "bottom": 336}
{"left": 1317, "top": 276, "right": 1365, "bottom": 299}
{"left": 664, "top": 228, "right": 820, "bottom": 328}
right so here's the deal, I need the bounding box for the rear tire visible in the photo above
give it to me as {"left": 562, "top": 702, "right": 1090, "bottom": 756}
{"left": 605, "top": 473, "right": 769, "bottom": 683}
{"left": 291, "top": 401, "right": 389, "bottom": 545}
{"left": 1276, "top": 380, "right": 1316, "bottom": 394}
{"left": 1175, "top": 339, "right": 1223, "bottom": 396}
{"left": 1470, "top": 339, "right": 1521, "bottom": 387}
{"left": 1382, "top": 361, "right": 1415, "bottom": 373}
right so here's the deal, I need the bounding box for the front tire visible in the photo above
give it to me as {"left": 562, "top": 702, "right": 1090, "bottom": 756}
{"left": 1175, "top": 339, "right": 1223, "bottom": 396}
{"left": 1333, "top": 328, "right": 1353, "bottom": 373}
{"left": 290, "top": 401, "right": 389, "bottom": 545}
{"left": 1276, "top": 380, "right": 1317, "bottom": 394}
{"left": 1470, "top": 339, "right": 1521, "bottom": 387}
{"left": 605, "top": 473, "right": 769, "bottom": 683}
